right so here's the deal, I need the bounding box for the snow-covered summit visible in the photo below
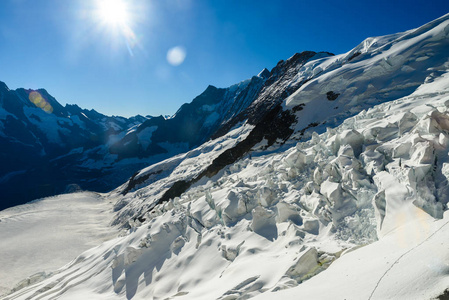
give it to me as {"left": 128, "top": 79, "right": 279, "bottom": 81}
{"left": 2, "top": 13, "right": 449, "bottom": 300}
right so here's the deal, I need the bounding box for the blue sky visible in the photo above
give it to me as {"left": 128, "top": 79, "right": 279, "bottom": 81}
{"left": 0, "top": 0, "right": 448, "bottom": 117}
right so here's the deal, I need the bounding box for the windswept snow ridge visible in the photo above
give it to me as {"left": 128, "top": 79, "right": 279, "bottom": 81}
{"left": 3, "top": 13, "right": 449, "bottom": 300}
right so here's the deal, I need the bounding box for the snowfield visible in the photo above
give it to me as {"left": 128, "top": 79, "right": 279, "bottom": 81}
{"left": 0, "top": 193, "right": 117, "bottom": 297}
{"left": 2, "top": 13, "right": 449, "bottom": 300}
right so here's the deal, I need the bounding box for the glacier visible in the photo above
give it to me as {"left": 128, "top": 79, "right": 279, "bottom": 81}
{"left": 1, "top": 13, "right": 449, "bottom": 300}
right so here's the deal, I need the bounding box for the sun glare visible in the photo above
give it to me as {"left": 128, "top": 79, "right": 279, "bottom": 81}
{"left": 92, "top": 0, "right": 141, "bottom": 55}
{"left": 96, "top": 0, "right": 129, "bottom": 26}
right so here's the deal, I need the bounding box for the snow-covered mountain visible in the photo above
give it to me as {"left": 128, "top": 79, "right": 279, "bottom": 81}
{"left": 0, "top": 48, "right": 332, "bottom": 210}
{"left": 2, "top": 13, "right": 449, "bottom": 300}
{"left": 0, "top": 83, "right": 152, "bottom": 208}
{"left": 0, "top": 70, "right": 268, "bottom": 209}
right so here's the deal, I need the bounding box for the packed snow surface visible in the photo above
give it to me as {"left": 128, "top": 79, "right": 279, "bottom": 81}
{"left": 0, "top": 193, "right": 117, "bottom": 296}
{"left": 2, "top": 13, "right": 449, "bottom": 300}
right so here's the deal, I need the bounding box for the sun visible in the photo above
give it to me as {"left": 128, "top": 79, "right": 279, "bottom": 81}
{"left": 96, "top": 0, "right": 129, "bottom": 27}
{"left": 91, "top": 0, "right": 141, "bottom": 56}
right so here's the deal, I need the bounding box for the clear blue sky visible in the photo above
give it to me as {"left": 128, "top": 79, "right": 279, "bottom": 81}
{"left": 0, "top": 0, "right": 448, "bottom": 117}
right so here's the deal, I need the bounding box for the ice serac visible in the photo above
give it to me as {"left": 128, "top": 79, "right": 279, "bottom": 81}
{"left": 3, "top": 13, "right": 449, "bottom": 300}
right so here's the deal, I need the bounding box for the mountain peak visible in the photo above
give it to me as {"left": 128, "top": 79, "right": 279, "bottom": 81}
{"left": 205, "top": 84, "right": 218, "bottom": 91}
{"left": 0, "top": 80, "right": 9, "bottom": 93}
{"left": 257, "top": 68, "right": 270, "bottom": 79}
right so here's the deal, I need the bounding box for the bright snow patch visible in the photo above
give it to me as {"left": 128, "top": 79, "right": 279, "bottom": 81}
{"left": 137, "top": 126, "right": 157, "bottom": 151}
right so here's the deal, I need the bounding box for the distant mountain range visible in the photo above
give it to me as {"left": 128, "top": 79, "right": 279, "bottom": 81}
{"left": 0, "top": 83, "right": 146, "bottom": 208}
{"left": 0, "top": 51, "right": 331, "bottom": 209}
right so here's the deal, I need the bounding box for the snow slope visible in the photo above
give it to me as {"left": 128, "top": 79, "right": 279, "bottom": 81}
{"left": 2, "top": 13, "right": 449, "bottom": 300}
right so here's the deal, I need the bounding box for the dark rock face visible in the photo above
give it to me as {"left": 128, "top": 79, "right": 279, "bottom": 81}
{"left": 348, "top": 51, "right": 361, "bottom": 61}
{"left": 201, "top": 103, "right": 296, "bottom": 178}
{"left": 212, "top": 51, "right": 333, "bottom": 138}
{"left": 326, "top": 91, "right": 340, "bottom": 101}
{"left": 258, "top": 68, "right": 271, "bottom": 79}
{"left": 437, "top": 289, "right": 449, "bottom": 300}
{"left": 122, "top": 169, "right": 164, "bottom": 195}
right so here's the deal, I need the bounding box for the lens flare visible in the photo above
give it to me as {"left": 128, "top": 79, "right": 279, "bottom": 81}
{"left": 122, "top": 23, "right": 139, "bottom": 56}
{"left": 394, "top": 206, "right": 431, "bottom": 249}
{"left": 29, "top": 91, "right": 53, "bottom": 114}
{"left": 167, "top": 46, "right": 187, "bottom": 66}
